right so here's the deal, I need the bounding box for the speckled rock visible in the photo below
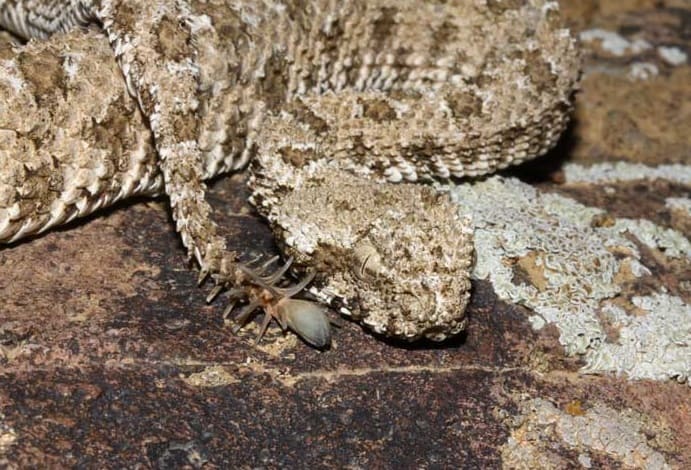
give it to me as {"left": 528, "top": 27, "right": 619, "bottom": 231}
{"left": 0, "top": 1, "right": 689, "bottom": 468}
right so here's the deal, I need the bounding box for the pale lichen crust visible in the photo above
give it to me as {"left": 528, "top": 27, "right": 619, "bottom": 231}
{"left": 448, "top": 175, "right": 690, "bottom": 383}
{"left": 563, "top": 162, "right": 691, "bottom": 186}
{"left": 501, "top": 398, "right": 674, "bottom": 469}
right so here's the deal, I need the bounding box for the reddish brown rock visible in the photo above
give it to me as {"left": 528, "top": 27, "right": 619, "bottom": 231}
{"left": 1, "top": 1, "right": 689, "bottom": 467}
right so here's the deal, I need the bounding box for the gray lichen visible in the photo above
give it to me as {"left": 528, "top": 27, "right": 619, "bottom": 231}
{"left": 665, "top": 197, "right": 691, "bottom": 217}
{"left": 562, "top": 162, "right": 691, "bottom": 186}
{"left": 579, "top": 28, "right": 652, "bottom": 55}
{"left": 501, "top": 398, "right": 673, "bottom": 469}
{"left": 583, "top": 294, "right": 690, "bottom": 383}
{"left": 446, "top": 174, "right": 690, "bottom": 383}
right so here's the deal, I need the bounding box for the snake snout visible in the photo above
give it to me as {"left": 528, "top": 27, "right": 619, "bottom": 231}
{"left": 342, "top": 200, "right": 474, "bottom": 341}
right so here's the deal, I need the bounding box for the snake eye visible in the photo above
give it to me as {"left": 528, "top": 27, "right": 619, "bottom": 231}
{"left": 353, "top": 240, "right": 385, "bottom": 280}
{"left": 276, "top": 299, "right": 332, "bottom": 348}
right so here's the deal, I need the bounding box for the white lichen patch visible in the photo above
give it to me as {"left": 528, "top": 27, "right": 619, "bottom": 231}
{"left": 666, "top": 197, "right": 691, "bottom": 216}
{"left": 657, "top": 46, "right": 687, "bottom": 66}
{"left": 628, "top": 62, "right": 659, "bottom": 81}
{"left": 562, "top": 162, "right": 691, "bottom": 186}
{"left": 579, "top": 28, "right": 652, "bottom": 56}
{"left": 446, "top": 176, "right": 690, "bottom": 382}
{"left": 583, "top": 294, "right": 690, "bottom": 383}
{"left": 501, "top": 398, "right": 672, "bottom": 469}
{"left": 612, "top": 218, "right": 690, "bottom": 259}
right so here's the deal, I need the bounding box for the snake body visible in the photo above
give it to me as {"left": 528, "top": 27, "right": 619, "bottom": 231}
{"left": 0, "top": 0, "right": 580, "bottom": 346}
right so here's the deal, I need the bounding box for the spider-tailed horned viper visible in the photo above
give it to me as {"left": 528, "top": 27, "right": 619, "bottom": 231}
{"left": 0, "top": 0, "right": 580, "bottom": 347}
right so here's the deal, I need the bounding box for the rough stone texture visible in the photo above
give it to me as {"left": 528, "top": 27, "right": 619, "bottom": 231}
{"left": 0, "top": 1, "right": 689, "bottom": 468}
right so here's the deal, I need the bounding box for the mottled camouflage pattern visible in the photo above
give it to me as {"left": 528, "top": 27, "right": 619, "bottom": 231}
{"left": 0, "top": 0, "right": 580, "bottom": 343}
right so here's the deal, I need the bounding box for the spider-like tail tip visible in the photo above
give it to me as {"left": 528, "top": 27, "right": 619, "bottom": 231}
{"left": 276, "top": 298, "right": 332, "bottom": 348}
{"left": 220, "top": 257, "right": 332, "bottom": 347}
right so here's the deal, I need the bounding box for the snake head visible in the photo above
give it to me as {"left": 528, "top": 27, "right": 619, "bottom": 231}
{"left": 252, "top": 163, "right": 474, "bottom": 342}
{"left": 327, "top": 189, "right": 474, "bottom": 341}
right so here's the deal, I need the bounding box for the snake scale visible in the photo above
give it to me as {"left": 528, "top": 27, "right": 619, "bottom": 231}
{"left": 0, "top": 0, "right": 580, "bottom": 347}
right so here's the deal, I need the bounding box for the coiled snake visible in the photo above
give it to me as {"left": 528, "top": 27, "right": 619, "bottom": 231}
{"left": 0, "top": 0, "right": 580, "bottom": 347}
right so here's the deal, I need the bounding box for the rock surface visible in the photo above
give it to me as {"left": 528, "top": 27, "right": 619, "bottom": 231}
{"left": 0, "top": 1, "right": 689, "bottom": 467}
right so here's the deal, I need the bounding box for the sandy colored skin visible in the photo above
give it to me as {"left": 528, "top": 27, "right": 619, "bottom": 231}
{"left": 0, "top": 30, "right": 160, "bottom": 240}
{"left": 0, "top": 0, "right": 580, "bottom": 344}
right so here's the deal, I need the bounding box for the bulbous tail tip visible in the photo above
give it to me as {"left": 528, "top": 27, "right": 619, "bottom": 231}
{"left": 278, "top": 298, "right": 332, "bottom": 349}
